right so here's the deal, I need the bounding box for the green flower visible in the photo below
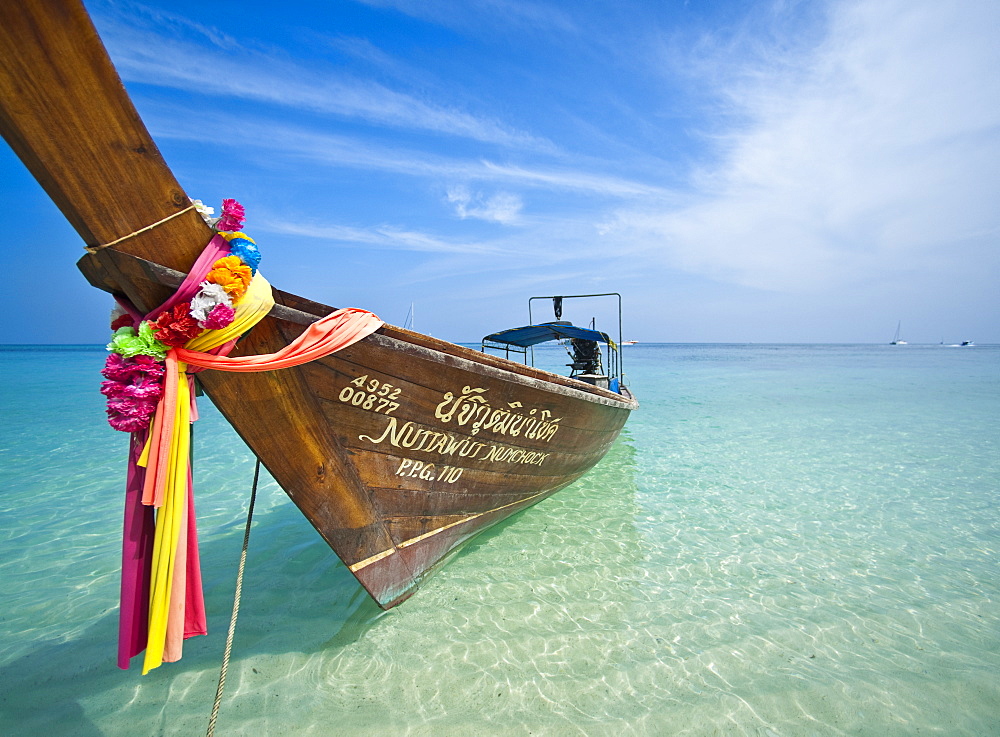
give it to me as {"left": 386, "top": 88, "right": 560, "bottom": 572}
{"left": 107, "top": 322, "right": 168, "bottom": 360}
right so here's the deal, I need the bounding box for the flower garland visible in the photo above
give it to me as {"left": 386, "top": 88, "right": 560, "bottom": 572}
{"left": 100, "top": 203, "right": 384, "bottom": 674}
{"left": 100, "top": 198, "right": 259, "bottom": 432}
{"left": 100, "top": 354, "right": 165, "bottom": 432}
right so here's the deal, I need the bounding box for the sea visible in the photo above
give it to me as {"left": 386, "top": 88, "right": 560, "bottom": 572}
{"left": 0, "top": 342, "right": 997, "bottom": 736}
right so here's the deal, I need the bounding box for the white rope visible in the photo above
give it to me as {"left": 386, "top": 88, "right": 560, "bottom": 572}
{"left": 206, "top": 458, "right": 261, "bottom": 737}
{"left": 84, "top": 204, "right": 197, "bottom": 253}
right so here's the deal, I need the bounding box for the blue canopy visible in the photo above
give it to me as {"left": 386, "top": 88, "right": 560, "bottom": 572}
{"left": 482, "top": 321, "right": 613, "bottom": 348}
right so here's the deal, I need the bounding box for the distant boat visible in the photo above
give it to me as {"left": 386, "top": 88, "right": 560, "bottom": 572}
{"left": 890, "top": 321, "right": 907, "bottom": 345}
{"left": 961, "top": 340, "right": 975, "bottom": 347}
{"left": 622, "top": 340, "right": 638, "bottom": 345}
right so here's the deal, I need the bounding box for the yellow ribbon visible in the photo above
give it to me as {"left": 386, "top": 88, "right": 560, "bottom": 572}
{"left": 141, "top": 273, "right": 275, "bottom": 674}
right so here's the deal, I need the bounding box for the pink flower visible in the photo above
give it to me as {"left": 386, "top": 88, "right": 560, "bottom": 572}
{"left": 202, "top": 302, "right": 236, "bottom": 330}
{"left": 100, "top": 354, "right": 166, "bottom": 432}
{"left": 107, "top": 396, "right": 158, "bottom": 417}
{"left": 127, "top": 382, "right": 164, "bottom": 400}
{"left": 107, "top": 405, "right": 157, "bottom": 433}
{"left": 101, "top": 353, "right": 132, "bottom": 381}
{"left": 102, "top": 353, "right": 166, "bottom": 382}
{"left": 130, "top": 355, "right": 166, "bottom": 379}
{"left": 216, "top": 198, "right": 245, "bottom": 232}
{"left": 105, "top": 393, "right": 160, "bottom": 432}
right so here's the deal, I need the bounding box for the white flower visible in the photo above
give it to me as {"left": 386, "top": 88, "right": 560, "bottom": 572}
{"left": 190, "top": 198, "right": 216, "bottom": 224}
{"left": 189, "top": 281, "right": 232, "bottom": 322}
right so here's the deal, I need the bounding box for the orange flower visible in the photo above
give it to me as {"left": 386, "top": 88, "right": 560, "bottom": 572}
{"left": 205, "top": 255, "right": 252, "bottom": 300}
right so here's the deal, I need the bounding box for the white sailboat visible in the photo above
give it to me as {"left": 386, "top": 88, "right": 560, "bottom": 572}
{"left": 890, "top": 321, "right": 907, "bottom": 345}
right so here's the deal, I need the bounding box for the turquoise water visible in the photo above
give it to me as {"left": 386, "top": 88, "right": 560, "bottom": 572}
{"left": 1, "top": 343, "right": 998, "bottom": 736}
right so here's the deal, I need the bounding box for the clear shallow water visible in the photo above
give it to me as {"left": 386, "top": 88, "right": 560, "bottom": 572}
{"left": 0, "top": 343, "right": 997, "bottom": 736}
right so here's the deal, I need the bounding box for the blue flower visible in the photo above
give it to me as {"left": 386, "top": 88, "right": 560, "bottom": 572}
{"left": 228, "top": 238, "right": 261, "bottom": 274}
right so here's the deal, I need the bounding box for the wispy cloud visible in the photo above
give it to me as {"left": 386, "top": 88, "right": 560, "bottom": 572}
{"left": 446, "top": 186, "right": 523, "bottom": 224}
{"left": 144, "top": 105, "right": 674, "bottom": 202}
{"left": 605, "top": 0, "right": 1000, "bottom": 293}
{"left": 257, "top": 204, "right": 621, "bottom": 289}
{"left": 349, "top": 0, "right": 579, "bottom": 36}
{"left": 479, "top": 161, "right": 674, "bottom": 199}
{"left": 262, "top": 219, "right": 509, "bottom": 257}
{"left": 92, "top": 3, "right": 551, "bottom": 150}
{"left": 79, "top": 0, "right": 1000, "bottom": 342}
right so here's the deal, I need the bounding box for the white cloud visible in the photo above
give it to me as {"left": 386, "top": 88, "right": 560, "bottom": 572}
{"left": 92, "top": 7, "right": 550, "bottom": 151}
{"left": 350, "top": 0, "right": 579, "bottom": 36}
{"left": 480, "top": 161, "right": 673, "bottom": 199}
{"left": 262, "top": 219, "right": 507, "bottom": 257}
{"left": 608, "top": 0, "right": 1000, "bottom": 293}
{"left": 445, "top": 186, "right": 523, "bottom": 224}
{"left": 88, "top": 0, "right": 1000, "bottom": 341}
{"left": 144, "top": 106, "right": 673, "bottom": 202}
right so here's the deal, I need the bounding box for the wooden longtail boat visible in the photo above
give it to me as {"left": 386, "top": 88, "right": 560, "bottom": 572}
{"left": 0, "top": 0, "right": 637, "bottom": 609}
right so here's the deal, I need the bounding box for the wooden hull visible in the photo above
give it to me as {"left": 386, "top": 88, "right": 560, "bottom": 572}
{"left": 80, "top": 250, "right": 636, "bottom": 607}
{"left": 0, "top": 0, "right": 637, "bottom": 608}
{"left": 224, "top": 313, "right": 633, "bottom": 607}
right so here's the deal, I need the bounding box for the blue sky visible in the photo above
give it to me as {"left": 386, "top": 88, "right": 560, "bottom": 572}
{"left": 2, "top": 0, "right": 998, "bottom": 344}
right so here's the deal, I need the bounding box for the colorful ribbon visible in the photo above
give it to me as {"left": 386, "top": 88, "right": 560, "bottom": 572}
{"left": 117, "top": 235, "right": 383, "bottom": 672}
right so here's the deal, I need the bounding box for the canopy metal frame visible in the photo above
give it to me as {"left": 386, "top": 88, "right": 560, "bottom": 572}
{"left": 528, "top": 293, "right": 623, "bottom": 381}
{"left": 481, "top": 293, "right": 625, "bottom": 384}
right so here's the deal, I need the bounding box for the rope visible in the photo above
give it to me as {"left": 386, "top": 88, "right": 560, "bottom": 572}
{"left": 206, "top": 458, "right": 261, "bottom": 737}
{"left": 84, "top": 204, "right": 198, "bottom": 253}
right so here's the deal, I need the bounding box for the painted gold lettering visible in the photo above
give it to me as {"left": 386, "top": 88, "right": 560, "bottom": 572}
{"left": 435, "top": 386, "right": 488, "bottom": 423}
{"left": 360, "top": 416, "right": 412, "bottom": 447}
{"left": 399, "top": 424, "right": 423, "bottom": 448}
